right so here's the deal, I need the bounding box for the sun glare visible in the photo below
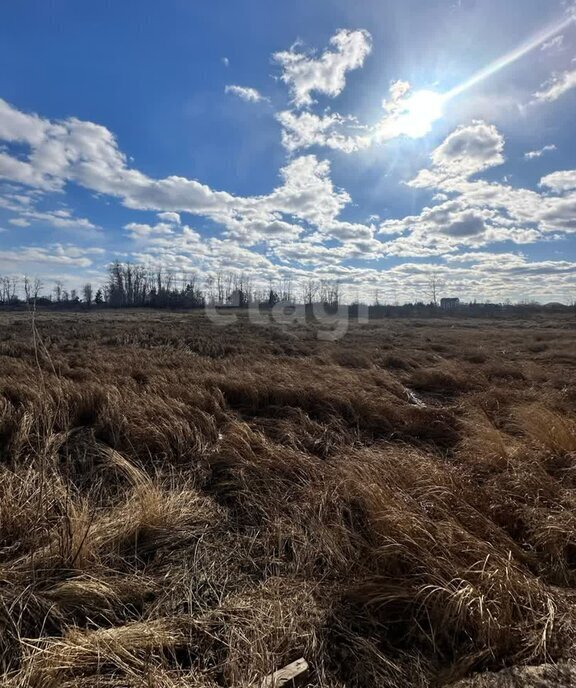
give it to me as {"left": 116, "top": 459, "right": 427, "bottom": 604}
{"left": 397, "top": 90, "right": 445, "bottom": 138}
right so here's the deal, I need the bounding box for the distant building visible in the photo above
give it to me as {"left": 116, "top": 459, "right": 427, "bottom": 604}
{"left": 440, "top": 297, "right": 460, "bottom": 311}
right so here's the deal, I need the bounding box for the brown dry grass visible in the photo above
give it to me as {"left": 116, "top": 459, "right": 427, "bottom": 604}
{"left": 0, "top": 309, "right": 575, "bottom": 686}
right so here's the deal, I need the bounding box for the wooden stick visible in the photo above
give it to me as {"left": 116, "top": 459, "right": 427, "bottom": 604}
{"left": 260, "top": 658, "right": 309, "bottom": 687}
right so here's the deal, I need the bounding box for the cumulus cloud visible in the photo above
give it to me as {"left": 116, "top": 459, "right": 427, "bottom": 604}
{"left": 224, "top": 85, "right": 268, "bottom": 103}
{"left": 0, "top": 98, "right": 48, "bottom": 145}
{"left": 540, "top": 169, "right": 576, "bottom": 192}
{"left": 376, "top": 121, "right": 576, "bottom": 261}
{"left": 384, "top": 80, "right": 411, "bottom": 111}
{"left": 264, "top": 155, "right": 350, "bottom": 228}
{"left": 2, "top": 93, "right": 576, "bottom": 303}
{"left": 408, "top": 121, "right": 505, "bottom": 191}
{"left": 1, "top": 97, "right": 387, "bottom": 263}
{"left": 539, "top": 196, "right": 576, "bottom": 231}
{"left": 276, "top": 79, "right": 442, "bottom": 153}
{"left": 422, "top": 203, "right": 490, "bottom": 238}
{"left": 157, "top": 211, "right": 181, "bottom": 224}
{"left": 276, "top": 110, "right": 369, "bottom": 153}
{"left": 125, "top": 221, "right": 178, "bottom": 240}
{"left": 0, "top": 151, "right": 57, "bottom": 190}
{"left": 534, "top": 67, "right": 576, "bottom": 102}
{"left": 273, "top": 29, "right": 372, "bottom": 108}
{"left": 430, "top": 121, "right": 505, "bottom": 176}
{"left": 0, "top": 99, "right": 361, "bottom": 246}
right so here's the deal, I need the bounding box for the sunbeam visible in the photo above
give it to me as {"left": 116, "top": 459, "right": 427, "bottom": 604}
{"left": 445, "top": 13, "right": 575, "bottom": 101}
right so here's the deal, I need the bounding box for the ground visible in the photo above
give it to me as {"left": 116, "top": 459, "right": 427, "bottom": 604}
{"left": 0, "top": 309, "right": 575, "bottom": 687}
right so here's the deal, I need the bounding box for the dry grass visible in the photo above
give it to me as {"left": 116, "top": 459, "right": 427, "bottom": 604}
{"left": 0, "top": 309, "right": 575, "bottom": 686}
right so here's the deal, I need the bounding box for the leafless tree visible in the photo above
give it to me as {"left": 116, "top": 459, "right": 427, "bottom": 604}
{"left": 301, "top": 277, "right": 320, "bottom": 305}
{"left": 82, "top": 283, "right": 93, "bottom": 305}
{"left": 23, "top": 276, "right": 42, "bottom": 303}
{"left": 427, "top": 273, "right": 444, "bottom": 307}
{"left": 278, "top": 277, "right": 294, "bottom": 304}
{"left": 54, "top": 280, "right": 64, "bottom": 303}
{"left": 319, "top": 279, "right": 341, "bottom": 307}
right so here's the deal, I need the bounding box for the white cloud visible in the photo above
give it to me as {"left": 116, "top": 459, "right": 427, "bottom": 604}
{"left": 8, "top": 217, "right": 30, "bottom": 227}
{"left": 157, "top": 211, "right": 181, "bottom": 224}
{"left": 0, "top": 99, "right": 365, "bottom": 251}
{"left": 376, "top": 122, "right": 576, "bottom": 260}
{"left": 534, "top": 67, "right": 576, "bottom": 102}
{"left": 273, "top": 29, "right": 372, "bottom": 108}
{"left": 224, "top": 85, "right": 268, "bottom": 103}
{"left": 540, "top": 169, "right": 576, "bottom": 192}
{"left": 0, "top": 151, "right": 58, "bottom": 190}
{"left": 264, "top": 155, "right": 350, "bottom": 228}
{"left": 0, "top": 99, "right": 48, "bottom": 146}
{"left": 276, "top": 110, "right": 369, "bottom": 153}
{"left": 384, "top": 80, "right": 411, "bottom": 111}
{"left": 2, "top": 94, "right": 576, "bottom": 303}
{"left": 408, "top": 122, "right": 505, "bottom": 190}
{"left": 20, "top": 208, "right": 97, "bottom": 230}
{"left": 275, "top": 80, "right": 442, "bottom": 154}
{"left": 125, "top": 221, "right": 178, "bottom": 240}
{"left": 0, "top": 244, "right": 104, "bottom": 268}
{"left": 524, "top": 144, "right": 557, "bottom": 160}
{"left": 430, "top": 121, "right": 505, "bottom": 176}
{"left": 539, "top": 195, "right": 576, "bottom": 231}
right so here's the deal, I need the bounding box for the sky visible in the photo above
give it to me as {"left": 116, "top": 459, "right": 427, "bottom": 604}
{"left": 0, "top": 0, "right": 575, "bottom": 303}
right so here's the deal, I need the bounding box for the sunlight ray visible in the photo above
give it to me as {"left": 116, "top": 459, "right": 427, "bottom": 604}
{"left": 445, "top": 14, "right": 575, "bottom": 101}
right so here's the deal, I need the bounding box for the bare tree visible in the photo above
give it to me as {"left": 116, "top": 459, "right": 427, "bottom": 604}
{"left": 278, "top": 277, "right": 294, "bottom": 304}
{"left": 32, "top": 277, "right": 42, "bottom": 301}
{"left": 54, "top": 280, "right": 64, "bottom": 303}
{"left": 82, "top": 283, "right": 93, "bottom": 305}
{"left": 301, "top": 277, "right": 320, "bottom": 305}
{"left": 23, "top": 276, "right": 32, "bottom": 303}
{"left": 427, "top": 273, "right": 444, "bottom": 307}
{"left": 215, "top": 272, "right": 225, "bottom": 304}
{"left": 22, "top": 276, "right": 42, "bottom": 303}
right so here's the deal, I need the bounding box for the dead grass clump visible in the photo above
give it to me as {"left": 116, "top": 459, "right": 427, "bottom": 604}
{"left": 205, "top": 420, "right": 324, "bottom": 518}
{"left": 513, "top": 405, "right": 576, "bottom": 453}
{"left": 0, "top": 586, "right": 64, "bottom": 675}
{"left": 524, "top": 507, "right": 576, "bottom": 586}
{"left": 1, "top": 311, "right": 576, "bottom": 687}
{"left": 250, "top": 407, "right": 352, "bottom": 458}
{"left": 409, "top": 367, "right": 473, "bottom": 396}
{"left": 381, "top": 353, "right": 415, "bottom": 370}
{"left": 20, "top": 617, "right": 194, "bottom": 688}
{"left": 94, "top": 388, "right": 222, "bottom": 463}
{"left": 483, "top": 364, "right": 526, "bottom": 382}
{"left": 315, "top": 447, "right": 576, "bottom": 679}
{"left": 44, "top": 575, "right": 158, "bottom": 625}
{"left": 209, "top": 577, "right": 329, "bottom": 686}
{"left": 333, "top": 349, "right": 374, "bottom": 369}
{"left": 463, "top": 351, "right": 488, "bottom": 364}
{"left": 397, "top": 407, "right": 461, "bottom": 450}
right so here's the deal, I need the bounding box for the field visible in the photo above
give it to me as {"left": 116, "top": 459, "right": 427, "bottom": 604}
{"left": 1, "top": 309, "right": 576, "bottom": 687}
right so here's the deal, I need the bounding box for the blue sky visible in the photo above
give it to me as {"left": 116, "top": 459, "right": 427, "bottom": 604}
{"left": 0, "top": 0, "right": 575, "bottom": 302}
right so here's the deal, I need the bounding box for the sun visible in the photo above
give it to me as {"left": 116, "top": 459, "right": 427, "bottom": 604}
{"left": 397, "top": 90, "right": 445, "bottom": 138}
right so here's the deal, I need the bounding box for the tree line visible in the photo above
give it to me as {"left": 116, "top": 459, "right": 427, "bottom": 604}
{"left": 0, "top": 261, "right": 343, "bottom": 309}
{"left": 0, "top": 261, "right": 573, "bottom": 314}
